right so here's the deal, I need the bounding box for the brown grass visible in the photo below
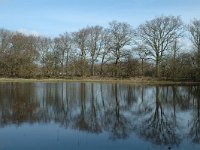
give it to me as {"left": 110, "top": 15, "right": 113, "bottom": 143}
{"left": 0, "top": 77, "right": 199, "bottom": 85}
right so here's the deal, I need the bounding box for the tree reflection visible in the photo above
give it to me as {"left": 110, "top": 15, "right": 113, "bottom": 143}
{"left": 86, "top": 83, "right": 101, "bottom": 133}
{"left": 104, "top": 84, "right": 132, "bottom": 140}
{"left": 0, "top": 82, "right": 200, "bottom": 147}
{"left": 74, "top": 83, "right": 90, "bottom": 131}
{"left": 189, "top": 86, "right": 200, "bottom": 143}
{"left": 0, "top": 83, "right": 39, "bottom": 126}
{"left": 135, "top": 86, "right": 181, "bottom": 146}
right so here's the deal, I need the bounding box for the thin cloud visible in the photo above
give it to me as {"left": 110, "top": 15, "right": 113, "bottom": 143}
{"left": 17, "top": 28, "right": 40, "bottom": 36}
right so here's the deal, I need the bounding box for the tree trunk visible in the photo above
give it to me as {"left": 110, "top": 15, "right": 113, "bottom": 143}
{"left": 156, "top": 58, "right": 160, "bottom": 78}
{"left": 91, "top": 58, "right": 94, "bottom": 76}
{"left": 82, "top": 58, "right": 86, "bottom": 77}
{"left": 81, "top": 48, "right": 86, "bottom": 77}
{"left": 100, "top": 54, "right": 105, "bottom": 76}
{"left": 115, "top": 56, "right": 120, "bottom": 77}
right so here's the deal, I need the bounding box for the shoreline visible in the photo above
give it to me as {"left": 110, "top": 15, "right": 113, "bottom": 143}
{"left": 0, "top": 77, "right": 199, "bottom": 85}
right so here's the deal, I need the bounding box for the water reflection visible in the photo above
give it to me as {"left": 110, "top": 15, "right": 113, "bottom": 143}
{"left": 134, "top": 86, "right": 181, "bottom": 146}
{"left": 189, "top": 86, "right": 200, "bottom": 144}
{"left": 0, "top": 82, "right": 200, "bottom": 148}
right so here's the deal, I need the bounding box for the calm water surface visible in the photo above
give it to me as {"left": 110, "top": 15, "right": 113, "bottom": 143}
{"left": 0, "top": 82, "right": 200, "bottom": 150}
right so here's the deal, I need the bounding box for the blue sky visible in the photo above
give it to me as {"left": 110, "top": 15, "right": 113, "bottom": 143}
{"left": 0, "top": 0, "right": 200, "bottom": 37}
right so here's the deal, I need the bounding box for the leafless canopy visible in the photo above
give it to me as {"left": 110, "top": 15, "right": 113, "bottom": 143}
{"left": 137, "top": 16, "right": 183, "bottom": 77}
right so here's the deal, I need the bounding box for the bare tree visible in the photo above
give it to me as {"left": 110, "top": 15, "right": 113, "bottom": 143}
{"left": 1, "top": 18, "right": 200, "bottom": 79}
{"left": 37, "top": 36, "right": 53, "bottom": 76}
{"left": 171, "top": 40, "right": 179, "bottom": 79}
{"left": 189, "top": 19, "right": 200, "bottom": 79}
{"left": 108, "top": 21, "right": 134, "bottom": 76}
{"left": 54, "top": 32, "right": 72, "bottom": 76}
{"left": 99, "top": 29, "right": 113, "bottom": 76}
{"left": 8, "top": 32, "right": 38, "bottom": 77}
{"left": 0, "top": 29, "right": 12, "bottom": 76}
{"left": 0, "top": 29, "right": 12, "bottom": 53}
{"left": 86, "top": 26, "right": 104, "bottom": 76}
{"left": 73, "top": 28, "right": 89, "bottom": 77}
{"left": 137, "top": 16, "right": 183, "bottom": 77}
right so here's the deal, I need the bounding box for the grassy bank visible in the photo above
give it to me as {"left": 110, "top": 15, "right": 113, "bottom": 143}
{"left": 0, "top": 77, "right": 199, "bottom": 85}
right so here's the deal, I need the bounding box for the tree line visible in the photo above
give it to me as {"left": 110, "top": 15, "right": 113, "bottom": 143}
{"left": 0, "top": 16, "right": 200, "bottom": 80}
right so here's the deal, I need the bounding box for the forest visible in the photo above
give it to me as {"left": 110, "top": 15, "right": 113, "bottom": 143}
{"left": 0, "top": 15, "right": 200, "bottom": 81}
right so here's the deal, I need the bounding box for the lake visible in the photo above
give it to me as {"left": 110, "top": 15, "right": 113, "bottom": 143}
{"left": 0, "top": 82, "right": 199, "bottom": 150}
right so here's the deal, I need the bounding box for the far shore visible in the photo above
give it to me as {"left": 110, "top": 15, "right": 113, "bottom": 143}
{"left": 0, "top": 77, "right": 199, "bottom": 85}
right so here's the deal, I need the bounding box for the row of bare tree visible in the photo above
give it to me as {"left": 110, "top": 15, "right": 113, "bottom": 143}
{"left": 0, "top": 16, "right": 200, "bottom": 80}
